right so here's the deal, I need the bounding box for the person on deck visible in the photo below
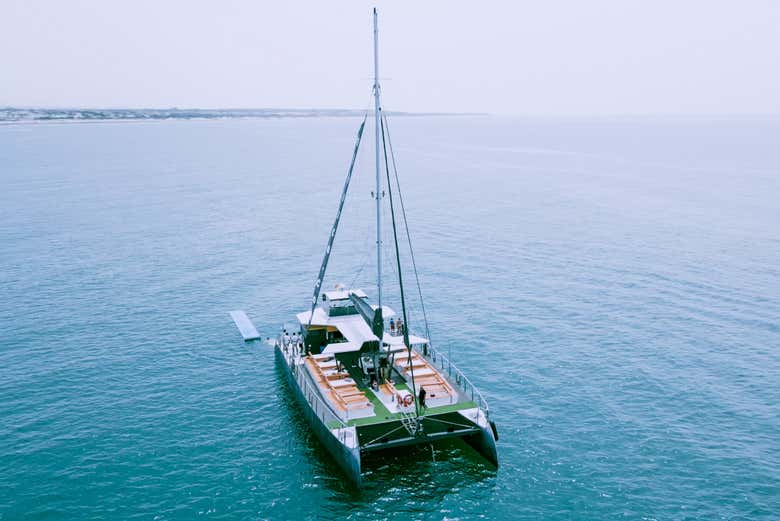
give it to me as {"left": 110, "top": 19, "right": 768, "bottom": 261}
{"left": 389, "top": 318, "right": 395, "bottom": 336}
{"left": 418, "top": 386, "right": 427, "bottom": 409}
{"left": 397, "top": 318, "right": 404, "bottom": 337}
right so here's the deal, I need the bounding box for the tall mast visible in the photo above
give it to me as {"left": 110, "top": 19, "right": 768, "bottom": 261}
{"left": 373, "top": 7, "right": 383, "bottom": 307}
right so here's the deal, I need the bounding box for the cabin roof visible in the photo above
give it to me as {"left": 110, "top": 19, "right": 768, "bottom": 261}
{"left": 296, "top": 302, "right": 427, "bottom": 354}
{"left": 325, "top": 315, "right": 377, "bottom": 353}
{"left": 323, "top": 288, "right": 367, "bottom": 301}
{"left": 296, "top": 307, "right": 329, "bottom": 326}
{"left": 296, "top": 308, "right": 378, "bottom": 353}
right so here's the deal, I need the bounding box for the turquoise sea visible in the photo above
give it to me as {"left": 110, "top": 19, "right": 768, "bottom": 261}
{"left": 1, "top": 116, "right": 778, "bottom": 520}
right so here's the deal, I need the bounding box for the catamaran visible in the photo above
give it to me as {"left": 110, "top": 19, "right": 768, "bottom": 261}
{"left": 274, "top": 9, "right": 498, "bottom": 486}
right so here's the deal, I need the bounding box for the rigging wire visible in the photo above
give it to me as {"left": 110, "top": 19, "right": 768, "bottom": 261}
{"left": 347, "top": 93, "right": 380, "bottom": 290}
{"left": 381, "top": 113, "right": 437, "bottom": 356}
{"left": 348, "top": 231, "right": 372, "bottom": 289}
{"left": 306, "top": 116, "right": 367, "bottom": 329}
{"left": 341, "top": 92, "right": 380, "bottom": 291}
{"left": 380, "top": 112, "right": 420, "bottom": 420}
{"left": 317, "top": 94, "right": 374, "bottom": 296}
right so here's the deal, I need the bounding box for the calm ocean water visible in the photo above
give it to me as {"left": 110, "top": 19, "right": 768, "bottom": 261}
{"left": 1, "top": 116, "right": 778, "bottom": 520}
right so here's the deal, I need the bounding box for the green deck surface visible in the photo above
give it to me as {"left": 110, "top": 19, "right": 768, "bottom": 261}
{"left": 345, "top": 399, "right": 478, "bottom": 427}
{"left": 422, "top": 401, "right": 477, "bottom": 415}
{"left": 363, "top": 387, "right": 393, "bottom": 420}
{"left": 320, "top": 359, "right": 479, "bottom": 429}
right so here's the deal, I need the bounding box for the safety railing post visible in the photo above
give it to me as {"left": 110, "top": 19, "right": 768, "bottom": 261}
{"left": 423, "top": 342, "right": 491, "bottom": 418}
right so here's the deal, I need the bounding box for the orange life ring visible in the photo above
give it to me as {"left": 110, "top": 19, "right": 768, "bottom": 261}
{"left": 403, "top": 394, "right": 414, "bottom": 407}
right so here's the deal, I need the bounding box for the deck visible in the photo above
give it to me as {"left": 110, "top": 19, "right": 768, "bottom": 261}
{"left": 304, "top": 355, "right": 375, "bottom": 420}
{"left": 278, "top": 334, "right": 498, "bottom": 470}
{"left": 302, "top": 352, "right": 477, "bottom": 430}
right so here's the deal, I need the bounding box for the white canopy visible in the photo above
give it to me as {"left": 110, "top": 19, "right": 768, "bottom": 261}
{"left": 331, "top": 315, "right": 378, "bottom": 345}
{"left": 296, "top": 304, "right": 426, "bottom": 354}
{"left": 381, "top": 332, "right": 429, "bottom": 348}
{"left": 296, "top": 307, "right": 330, "bottom": 327}
{"left": 323, "top": 341, "right": 362, "bottom": 354}
{"left": 297, "top": 307, "right": 380, "bottom": 354}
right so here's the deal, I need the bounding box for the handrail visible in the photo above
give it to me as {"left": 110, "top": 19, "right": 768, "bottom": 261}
{"left": 278, "top": 336, "right": 351, "bottom": 443}
{"left": 419, "top": 342, "right": 491, "bottom": 420}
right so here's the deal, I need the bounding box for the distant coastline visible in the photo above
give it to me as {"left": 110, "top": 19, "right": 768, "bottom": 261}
{"left": 0, "top": 107, "right": 484, "bottom": 123}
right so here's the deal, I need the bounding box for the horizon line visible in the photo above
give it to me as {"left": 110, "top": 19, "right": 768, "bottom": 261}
{"left": 2, "top": 106, "right": 780, "bottom": 120}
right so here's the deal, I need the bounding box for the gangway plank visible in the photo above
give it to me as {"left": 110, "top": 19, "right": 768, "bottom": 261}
{"left": 230, "top": 310, "right": 261, "bottom": 341}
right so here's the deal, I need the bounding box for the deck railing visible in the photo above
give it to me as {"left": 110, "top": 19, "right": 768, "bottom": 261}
{"left": 279, "top": 336, "right": 351, "bottom": 444}
{"left": 419, "top": 343, "right": 491, "bottom": 420}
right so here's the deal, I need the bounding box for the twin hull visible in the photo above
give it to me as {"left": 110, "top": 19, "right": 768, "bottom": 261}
{"left": 274, "top": 344, "right": 498, "bottom": 486}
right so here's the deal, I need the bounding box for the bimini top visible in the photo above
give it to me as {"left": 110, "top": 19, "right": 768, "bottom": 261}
{"left": 296, "top": 307, "right": 379, "bottom": 354}
{"left": 382, "top": 332, "right": 429, "bottom": 347}
{"left": 296, "top": 306, "right": 428, "bottom": 354}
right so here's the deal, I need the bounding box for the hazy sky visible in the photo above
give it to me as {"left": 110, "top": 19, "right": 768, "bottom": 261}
{"left": 2, "top": 0, "right": 779, "bottom": 115}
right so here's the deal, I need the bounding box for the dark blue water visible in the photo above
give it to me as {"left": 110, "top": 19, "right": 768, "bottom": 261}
{"left": 1, "top": 116, "right": 778, "bottom": 520}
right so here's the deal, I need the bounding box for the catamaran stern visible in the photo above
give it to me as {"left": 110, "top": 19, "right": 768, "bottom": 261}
{"left": 459, "top": 407, "right": 499, "bottom": 467}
